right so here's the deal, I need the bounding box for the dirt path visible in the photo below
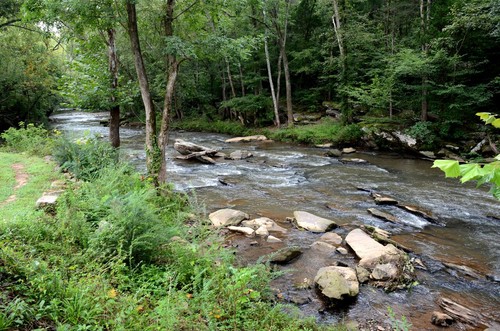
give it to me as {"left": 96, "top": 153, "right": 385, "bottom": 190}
{"left": 0, "top": 163, "right": 29, "bottom": 207}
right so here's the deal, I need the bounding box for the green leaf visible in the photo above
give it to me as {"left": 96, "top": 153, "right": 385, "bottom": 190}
{"left": 432, "top": 160, "right": 461, "bottom": 178}
{"left": 459, "top": 163, "right": 484, "bottom": 183}
{"left": 492, "top": 119, "right": 500, "bottom": 128}
{"left": 476, "top": 112, "right": 491, "bottom": 121}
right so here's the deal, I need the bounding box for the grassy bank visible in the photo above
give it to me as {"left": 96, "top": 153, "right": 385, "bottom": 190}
{"left": 172, "top": 117, "right": 363, "bottom": 147}
{"left": 0, "top": 128, "right": 345, "bottom": 330}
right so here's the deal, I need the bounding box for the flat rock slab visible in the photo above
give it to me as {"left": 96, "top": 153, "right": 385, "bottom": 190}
{"left": 293, "top": 211, "right": 337, "bottom": 233}
{"left": 225, "top": 135, "right": 268, "bottom": 143}
{"left": 345, "top": 229, "right": 404, "bottom": 269}
{"left": 319, "top": 232, "right": 343, "bottom": 246}
{"left": 370, "top": 192, "right": 398, "bottom": 205}
{"left": 209, "top": 209, "right": 249, "bottom": 227}
{"left": 314, "top": 266, "right": 359, "bottom": 300}
{"left": 342, "top": 147, "right": 356, "bottom": 154}
{"left": 367, "top": 208, "right": 398, "bottom": 223}
{"left": 227, "top": 226, "right": 255, "bottom": 236}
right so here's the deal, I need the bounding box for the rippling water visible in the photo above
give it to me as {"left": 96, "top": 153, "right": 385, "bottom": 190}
{"left": 50, "top": 111, "right": 500, "bottom": 329}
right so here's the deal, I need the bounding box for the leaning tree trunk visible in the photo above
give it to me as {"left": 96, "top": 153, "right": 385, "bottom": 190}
{"left": 157, "top": 0, "right": 180, "bottom": 185}
{"left": 107, "top": 28, "right": 120, "bottom": 148}
{"left": 263, "top": 7, "right": 280, "bottom": 128}
{"left": 126, "top": 2, "right": 159, "bottom": 179}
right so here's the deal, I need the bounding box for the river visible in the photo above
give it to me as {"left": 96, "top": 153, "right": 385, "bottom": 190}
{"left": 50, "top": 111, "right": 499, "bottom": 330}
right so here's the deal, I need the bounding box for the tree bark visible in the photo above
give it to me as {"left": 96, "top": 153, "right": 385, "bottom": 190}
{"left": 420, "top": 0, "right": 430, "bottom": 121}
{"left": 157, "top": 0, "right": 180, "bottom": 185}
{"left": 263, "top": 7, "right": 280, "bottom": 128}
{"left": 107, "top": 28, "right": 120, "bottom": 148}
{"left": 126, "top": 2, "right": 158, "bottom": 178}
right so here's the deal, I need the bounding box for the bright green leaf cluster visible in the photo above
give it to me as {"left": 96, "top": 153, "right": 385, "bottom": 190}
{"left": 433, "top": 113, "right": 500, "bottom": 200}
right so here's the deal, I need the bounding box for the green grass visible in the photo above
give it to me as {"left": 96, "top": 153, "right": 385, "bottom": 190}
{"left": 0, "top": 152, "right": 62, "bottom": 224}
{"left": 173, "top": 117, "right": 364, "bottom": 147}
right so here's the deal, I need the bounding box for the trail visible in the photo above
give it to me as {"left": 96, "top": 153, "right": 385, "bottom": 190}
{"left": 0, "top": 163, "right": 29, "bottom": 207}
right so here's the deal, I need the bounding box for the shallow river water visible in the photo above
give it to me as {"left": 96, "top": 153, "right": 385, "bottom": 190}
{"left": 50, "top": 112, "right": 499, "bottom": 330}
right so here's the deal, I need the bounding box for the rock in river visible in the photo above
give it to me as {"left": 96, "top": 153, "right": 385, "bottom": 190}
{"left": 225, "top": 135, "right": 268, "bottom": 143}
{"left": 293, "top": 211, "right": 337, "bottom": 233}
{"left": 314, "top": 266, "right": 359, "bottom": 300}
{"left": 345, "top": 228, "right": 404, "bottom": 269}
{"left": 267, "top": 246, "right": 302, "bottom": 264}
{"left": 209, "top": 209, "right": 249, "bottom": 227}
{"left": 319, "top": 232, "right": 343, "bottom": 246}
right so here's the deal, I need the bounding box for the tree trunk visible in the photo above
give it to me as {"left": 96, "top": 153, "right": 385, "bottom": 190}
{"left": 282, "top": 48, "right": 293, "bottom": 127}
{"left": 263, "top": 7, "right": 280, "bottom": 128}
{"left": 238, "top": 62, "right": 245, "bottom": 96}
{"left": 126, "top": 2, "right": 158, "bottom": 179}
{"left": 107, "top": 28, "right": 120, "bottom": 148}
{"left": 420, "top": 0, "right": 430, "bottom": 121}
{"left": 332, "top": 0, "right": 348, "bottom": 122}
{"left": 157, "top": 0, "right": 180, "bottom": 185}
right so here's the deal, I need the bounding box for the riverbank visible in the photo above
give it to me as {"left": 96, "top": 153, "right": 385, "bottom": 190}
{"left": 171, "top": 117, "right": 363, "bottom": 147}
{"left": 0, "top": 132, "right": 348, "bottom": 330}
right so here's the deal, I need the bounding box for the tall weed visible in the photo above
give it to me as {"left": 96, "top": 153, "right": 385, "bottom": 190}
{"left": 0, "top": 122, "right": 57, "bottom": 156}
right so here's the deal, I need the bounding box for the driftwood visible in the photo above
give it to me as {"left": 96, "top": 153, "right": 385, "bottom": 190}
{"left": 174, "top": 139, "right": 222, "bottom": 164}
{"left": 439, "top": 297, "right": 489, "bottom": 328}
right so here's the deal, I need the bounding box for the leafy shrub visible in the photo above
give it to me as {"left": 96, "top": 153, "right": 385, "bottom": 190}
{"left": 406, "top": 121, "right": 439, "bottom": 150}
{"left": 0, "top": 122, "right": 57, "bottom": 155}
{"left": 53, "top": 136, "right": 118, "bottom": 181}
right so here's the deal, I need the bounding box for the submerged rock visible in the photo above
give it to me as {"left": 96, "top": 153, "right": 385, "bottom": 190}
{"left": 226, "top": 150, "right": 253, "bottom": 160}
{"left": 314, "top": 266, "right": 359, "bottom": 300}
{"left": 367, "top": 208, "right": 398, "bottom": 223}
{"left": 209, "top": 209, "right": 249, "bottom": 227}
{"left": 293, "top": 211, "right": 337, "bottom": 233}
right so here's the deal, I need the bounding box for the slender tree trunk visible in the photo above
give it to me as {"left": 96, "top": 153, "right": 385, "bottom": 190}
{"left": 107, "top": 28, "right": 120, "bottom": 148}
{"left": 238, "top": 62, "right": 245, "bottom": 96}
{"left": 157, "top": 0, "right": 180, "bottom": 185}
{"left": 420, "top": 0, "right": 430, "bottom": 121}
{"left": 126, "top": 2, "right": 158, "bottom": 178}
{"left": 282, "top": 49, "right": 293, "bottom": 127}
{"left": 332, "top": 0, "right": 348, "bottom": 121}
{"left": 225, "top": 58, "right": 236, "bottom": 98}
{"left": 263, "top": 7, "right": 280, "bottom": 128}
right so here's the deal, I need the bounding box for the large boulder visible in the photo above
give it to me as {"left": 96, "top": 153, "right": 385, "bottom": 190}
{"left": 345, "top": 229, "right": 404, "bottom": 269}
{"left": 293, "top": 211, "right": 337, "bottom": 233}
{"left": 225, "top": 135, "right": 268, "bottom": 143}
{"left": 208, "top": 209, "right": 249, "bottom": 227}
{"left": 314, "top": 266, "right": 359, "bottom": 300}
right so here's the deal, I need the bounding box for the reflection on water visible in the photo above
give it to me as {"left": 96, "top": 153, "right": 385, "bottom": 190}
{"left": 50, "top": 111, "right": 500, "bottom": 329}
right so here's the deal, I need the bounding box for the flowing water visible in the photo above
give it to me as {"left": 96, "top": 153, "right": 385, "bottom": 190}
{"left": 50, "top": 111, "right": 499, "bottom": 330}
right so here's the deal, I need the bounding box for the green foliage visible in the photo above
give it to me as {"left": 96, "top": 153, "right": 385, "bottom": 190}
{"left": 433, "top": 113, "right": 500, "bottom": 200}
{"left": 269, "top": 120, "right": 362, "bottom": 146}
{"left": 406, "top": 121, "right": 439, "bottom": 150}
{"left": 387, "top": 307, "right": 412, "bottom": 331}
{"left": 220, "top": 95, "right": 274, "bottom": 125}
{"left": 0, "top": 122, "right": 57, "bottom": 156}
{"left": 52, "top": 136, "right": 118, "bottom": 181}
